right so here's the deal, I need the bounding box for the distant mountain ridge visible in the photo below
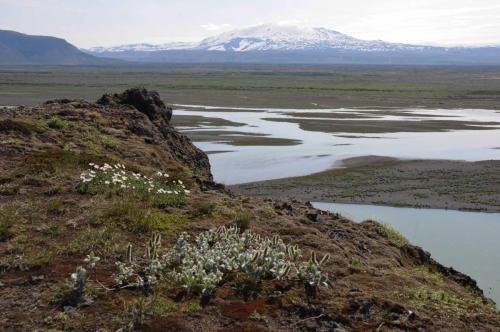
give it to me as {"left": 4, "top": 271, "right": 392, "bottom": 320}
{"left": 88, "top": 24, "right": 435, "bottom": 53}
{"left": 0, "top": 30, "right": 114, "bottom": 65}
{"left": 86, "top": 24, "right": 500, "bottom": 65}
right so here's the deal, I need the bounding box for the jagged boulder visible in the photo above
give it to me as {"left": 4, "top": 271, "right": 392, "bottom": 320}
{"left": 97, "top": 88, "right": 172, "bottom": 122}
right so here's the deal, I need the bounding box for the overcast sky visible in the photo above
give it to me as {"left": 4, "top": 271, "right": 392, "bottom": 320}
{"left": 1, "top": 0, "right": 500, "bottom": 48}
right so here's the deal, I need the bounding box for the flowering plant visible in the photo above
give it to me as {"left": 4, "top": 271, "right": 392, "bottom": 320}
{"left": 78, "top": 163, "right": 189, "bottom": 206}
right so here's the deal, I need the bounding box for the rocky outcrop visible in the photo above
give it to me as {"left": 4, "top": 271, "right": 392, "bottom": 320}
{"left": 97, "top": 88, "right": 172, "bottom": 123}
{"left": 97, "top": 88, "right": 212, "bottom": 182}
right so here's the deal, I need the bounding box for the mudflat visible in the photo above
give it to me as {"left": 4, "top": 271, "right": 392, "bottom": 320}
{"left": 262, "top": 117, "right": 500, "bottom": 133}
{"left": 230, "top": 156, "right": 500, "bottom": 212}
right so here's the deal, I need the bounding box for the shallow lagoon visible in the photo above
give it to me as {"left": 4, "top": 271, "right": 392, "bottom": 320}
{"left": 174, "top": 105, "right": 500, "bottom": 184}
{"left": 313, "top": 202, "right": 500, "bottom": 307}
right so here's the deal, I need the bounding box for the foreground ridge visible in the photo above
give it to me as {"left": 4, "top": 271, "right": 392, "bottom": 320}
{"left": 0, "top": 89, "right": 498, "bottom": 331}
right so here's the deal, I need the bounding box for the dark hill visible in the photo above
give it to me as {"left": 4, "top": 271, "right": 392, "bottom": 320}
{"left": 0, "top": 30, "right": 116, "bottom": 65}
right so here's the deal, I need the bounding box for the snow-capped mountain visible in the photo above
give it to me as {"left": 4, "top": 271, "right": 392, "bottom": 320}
{"left": 85, "top": 24, "right": 500, "bottom": 65}
{"left": 87, "top": 24, "right": 430, "bottom": 53}
{"left": 193, "top": 24, "right": 426, "bottom": 52}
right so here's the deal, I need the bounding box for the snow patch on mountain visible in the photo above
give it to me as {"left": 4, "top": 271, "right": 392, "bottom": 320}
{"left": 88, "top": 42, "right": 195, "bottom": 53}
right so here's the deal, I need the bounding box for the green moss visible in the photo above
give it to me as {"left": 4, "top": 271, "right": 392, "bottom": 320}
{"left": 184, "top": 301, "right": 202, "bottom": 312}
{"left": 140, "top": 211, "right": 188, "bottom": 234}
{"left": 149, "top": 297, "right": 179, "bottom": 316}
{"left": 373, "top": 221, "right": 409, "bottom": 247}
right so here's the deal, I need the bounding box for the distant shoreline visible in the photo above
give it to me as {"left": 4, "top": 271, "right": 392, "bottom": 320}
{"left": 230, "top": 156, "right": 500, "bottom": 213}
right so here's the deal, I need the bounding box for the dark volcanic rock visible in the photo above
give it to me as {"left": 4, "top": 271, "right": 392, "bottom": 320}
{"left": 97, "top": 88, "right": 172, "bottom": 122}
{"left": 97, "top": 88, "right": 212, "bottom": 183}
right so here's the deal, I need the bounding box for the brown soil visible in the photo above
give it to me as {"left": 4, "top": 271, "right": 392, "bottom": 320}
{"left": 0, "top": 93, "right": 498, "bottom": 331}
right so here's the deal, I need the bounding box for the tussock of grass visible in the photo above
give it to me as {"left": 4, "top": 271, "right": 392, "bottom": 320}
{"left": 27, "top": 150, "right": 115, "bottom": 176}
{"left": 94, "top": 198, "right": 188, "bottom": 234}
{"left": 0, "top": 119, "right": 46, "bottom": 135}
{"left": 47, "top": 116, "right": 69, "bottom": 130}
{"left": 78, "top": 125, "right": 119, "bottom": 152}
{"left": 234, "top": 209, "right": 254, "bottom": 231}
{"left": 0, "top": 205, "right": 17, "bottom": 241}
{"left": 190, "top": 201, "right": 216, "bottom": 218}
{"left": 373, "top": 221, "right": 409, "bottom": 247}
{"left": 402, "top": 285, "right": 497, "bottom": 317}
{"left": 68, "top": 225, "right": 127, "bottom": 257}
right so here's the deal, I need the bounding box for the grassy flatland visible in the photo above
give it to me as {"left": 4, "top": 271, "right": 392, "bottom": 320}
{"left": 230, "top": 156, "right": 500, "bottom": 212}
{"left": 2, "top": 65, "right": 500, "bottom": 109}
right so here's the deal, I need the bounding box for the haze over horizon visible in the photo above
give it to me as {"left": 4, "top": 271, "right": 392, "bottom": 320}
{"left": 1, "top": 0, "right": 500, "bottom": 48}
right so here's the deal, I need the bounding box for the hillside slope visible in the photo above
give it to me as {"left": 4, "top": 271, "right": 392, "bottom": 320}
{"left": 0, "top": 30, "right": 115, "bottom": 65}
{"left": 0, "top": 89, "right": 498, "bottom": 331}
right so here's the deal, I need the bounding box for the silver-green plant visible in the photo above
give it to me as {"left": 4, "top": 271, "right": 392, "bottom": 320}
{"left": 110, "top": 226, "right": 329, "bottom": 299}
{"left": 113, "top": 238, "right": 163, "bottom": 290}
{"left": 163, "top": 226, "right": 329, "bottom": 299}
{"left": 71, "top": 266, "right": 88, "bottom": 297}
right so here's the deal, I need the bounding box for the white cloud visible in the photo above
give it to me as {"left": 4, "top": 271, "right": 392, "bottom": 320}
{"left": 200, "top": 23, "right": 231, "bottom": 32}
